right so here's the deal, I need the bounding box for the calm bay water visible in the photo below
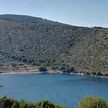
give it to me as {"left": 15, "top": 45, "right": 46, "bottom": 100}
{"left": 0, "top": 73, "right": 108, "bottom": 108}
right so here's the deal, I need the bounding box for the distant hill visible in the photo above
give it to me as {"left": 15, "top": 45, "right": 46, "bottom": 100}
{"left": 0, "top": 14, "right": 108, "bottom": 73}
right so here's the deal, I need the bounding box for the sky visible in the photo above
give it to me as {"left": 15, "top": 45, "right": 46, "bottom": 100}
{"left": 0, "top": 0, "right": 108, "bottom": 27}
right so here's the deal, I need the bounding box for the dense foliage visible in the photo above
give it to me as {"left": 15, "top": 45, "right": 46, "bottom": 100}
{"left": 0, "top": 14, "right": 108, "bottom": 73}
{"left": 0, "top": 96, "right": 108, "bottom": 108}
{"left": 77, "top": 96, "right": 108, "bottom": 108}
{"left": 0, "top": 96, "right": 65, "bottom": 108}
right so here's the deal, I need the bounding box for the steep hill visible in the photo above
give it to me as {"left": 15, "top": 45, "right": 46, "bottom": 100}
{"left": 0, "top": 14, "right": 108, "bottom": 73}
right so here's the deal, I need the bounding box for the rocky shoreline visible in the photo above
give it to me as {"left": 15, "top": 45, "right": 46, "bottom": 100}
{"left": 0, "top": 65, "right": 108, "bottom": 78}
{"left": 0, "top": 65, "right": 62, "bottom": 74}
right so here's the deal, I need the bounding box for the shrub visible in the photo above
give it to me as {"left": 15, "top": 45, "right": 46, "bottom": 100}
{"left": 0, "top": 96, "right": 17, "bottom": 108}
{"left": 19, "top": 100, "right": 28, "bottom": 108}
{"left": 77, "top": 96, "right": 108, "bottom": 108}
{"left": 0, "top": 96, "right": 65, "bottom": 108}
{"left": 35, "top": 100, "right": 66, "bottom": 108}
{"left": 39, "top": 67, "right": 47, "bottom": 72}
{"left": 69, "top": 67, "right": 75, "bottom": 72}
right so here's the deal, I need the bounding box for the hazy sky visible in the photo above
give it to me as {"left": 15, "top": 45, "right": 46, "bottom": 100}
{"left": 0, "top": 0, "right": 108, "bottom": 27}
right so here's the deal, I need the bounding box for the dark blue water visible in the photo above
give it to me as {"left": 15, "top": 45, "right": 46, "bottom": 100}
{"left": 0, "top": 73, "right": 108, "bottom": 108}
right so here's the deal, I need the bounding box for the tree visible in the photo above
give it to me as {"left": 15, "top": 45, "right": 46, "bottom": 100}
{"left": 19, "top": 100, "right": 28, "bottom": 108}
{"left": 0, "top": 96, "right": 65, "bottom": 108}
{"left": 69, "top": 67, "right": 75, "bottom": 72}
{"left": 39, "top": 67, "right": 47, "bottom": 72}
{"left": 77, "top": 96, "right": 108, "bottom": 108}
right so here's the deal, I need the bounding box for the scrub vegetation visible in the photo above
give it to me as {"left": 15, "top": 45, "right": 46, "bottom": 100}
{"left": 0, "top": 96, "right": 108, "bottom": 108}
{"left": 0, "top": 14, "right": 108, "bottom": 74}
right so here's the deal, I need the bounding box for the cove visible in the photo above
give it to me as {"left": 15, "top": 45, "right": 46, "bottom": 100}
{"left": 0, "top": 73, "right": 108, "bottom": 108}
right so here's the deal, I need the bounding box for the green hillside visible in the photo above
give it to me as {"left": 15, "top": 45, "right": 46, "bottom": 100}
{"left": 0, "top": 14, "right": 108, "bottom": 73}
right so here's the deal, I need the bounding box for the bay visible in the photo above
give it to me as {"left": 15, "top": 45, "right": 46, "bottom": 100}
{"left": 0, "top": 73, "right": 108, "bottom": 108}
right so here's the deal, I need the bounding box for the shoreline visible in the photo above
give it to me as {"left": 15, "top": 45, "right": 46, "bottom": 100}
{"left": 0, "top": 71, "right": 42, "bottom": 74}
{"left": 0, "top": 65, "right": 108, "bottom": 77}
{"left": 0, "top": 70, "right": 108, "bottom": 79}
{"left": 0, "top": 70, "right": 63, "bottom": 75}
{"left": 0, "top": 65, "right": 108, "bottom": 78}
{"left": 70, "top": 72, "right": 108, "bottom": 79}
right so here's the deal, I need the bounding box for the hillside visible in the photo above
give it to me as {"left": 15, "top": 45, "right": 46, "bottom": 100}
{"left": 0, "top": 14, "right": 108, "bottom": 73}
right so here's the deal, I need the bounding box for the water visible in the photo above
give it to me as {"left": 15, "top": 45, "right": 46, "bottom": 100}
{"left": 0, "top": 73, "right": 108, "bottom": 108}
